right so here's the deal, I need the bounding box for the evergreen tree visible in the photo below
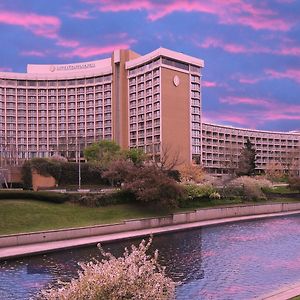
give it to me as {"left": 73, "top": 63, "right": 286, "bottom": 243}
{"left": 237, "top": 138, "right": 256, "bottom": 176}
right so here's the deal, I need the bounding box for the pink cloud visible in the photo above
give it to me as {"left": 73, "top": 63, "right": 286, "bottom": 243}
{"left": 20, "top": 50, "right": 46, "bottom": 57}
{"left": 265, "top": 69, "right": 300, "bottom": 83}
{"left": 220, "top": 96, "right": 271, "bottom": 107}
{"left": 202, "top": 80, "right": 217, "bottom": 88}
{"left": 60, "top": 43, "right": 134, "bottom": 58}
{"left": 0, "top": 10, "right": 60, "bottom": 39}
{"left": 222, "top": 14, "right": 292, "bottom": 31}
{"left": 198, "top": 38, "right": 272, "bottom": 54}
{"left": 237, "top": 77, "right": 262, "bottom": 84}
{"left": 82, "top": 0, "right": 293, "bottom": 31}
{"left": 203, "top": 112, "right": 253, "bottom": 127}
{"left": 0, "top": 67, "right": 12, "bottom": 72}
{"left": 68, "top": 10, "right": 94, "bottom": 19}
{"left": 56, "top": 38, "right": 80, "bottom": 48}
{"left": 205, "top": 95, "right": 300, "bottom": 128}
{"left": 198, "top": 37, "right": 300, "bottom": 57}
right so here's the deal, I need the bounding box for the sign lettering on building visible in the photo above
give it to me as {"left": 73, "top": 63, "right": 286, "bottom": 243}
{"left": 50, "top": 63, "right": 96, "bottom": 72}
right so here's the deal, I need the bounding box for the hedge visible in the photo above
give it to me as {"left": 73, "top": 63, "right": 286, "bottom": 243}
{"left": 0, "top": 191, "right": 70, "bottom": 203}
{"left": 21, "top": 159, "right": 109, "bottom": 188}
{"left": 73, "top": 190, "right": 134, "bottom": 207}
{"left": 59, "top": 163, "right": 109, "bottom": 186}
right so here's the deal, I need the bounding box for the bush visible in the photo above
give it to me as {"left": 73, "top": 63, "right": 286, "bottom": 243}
{"left": 228, "top": 176, "right": 272, "bottom": 201}
{"left": 124, "top": 166, "right": 184, "bottom": 210}
{"left": 21, "top": 158, "right": 62, "bottom": 189}
{"left": 209, "top": 192, "right": 221, "bottom": 200}
{"left": 39, "top": 237, "right": 175, "bottom": 300}
{"left": 165, "top": 169, "right": 181, "bottom": 182}
{"left": 59, "top": 162, "right": 108, "bottom": 186}
{"left": 184, "top": 184, "right": 216, "bottom": 201}
{"left": 74, "top": 190, "right": 134, "bottom": 207}
{"left": 289, "top": 177, "right": 300, "bottom": 191}
{"left": 0, "top": 191, "right": 69, "bottom": 203}
{"left": 21, "top": 160, "right": 32, "bottom": 189}
{"left": 103, "top": 162, "right": 184, "bottom": 210}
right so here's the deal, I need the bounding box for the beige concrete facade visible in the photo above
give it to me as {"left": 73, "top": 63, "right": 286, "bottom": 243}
{"left": 0, "top": 47, "right": 299, "bottom": 174}
{"left": 202, "top": 122, "right": 300, "bottom": 174}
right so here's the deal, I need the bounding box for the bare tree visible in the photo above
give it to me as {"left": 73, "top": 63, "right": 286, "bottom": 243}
{"left": 147, "top": 143, "right": 184, "bottom": 171}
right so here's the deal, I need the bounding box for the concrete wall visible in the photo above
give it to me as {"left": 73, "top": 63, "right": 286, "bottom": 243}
{"left": 32, "top": 170, "right": 56, "bottom": 191}
{"left": 161, "top": 67, "right": 191, "bottom": 166}
{"left": 1, "top": 202, "right": 300, "bottom": 248}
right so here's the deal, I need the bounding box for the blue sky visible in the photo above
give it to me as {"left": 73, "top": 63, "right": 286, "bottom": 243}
{"left": 0, "top": 0, "right": 299, "bottom": 131}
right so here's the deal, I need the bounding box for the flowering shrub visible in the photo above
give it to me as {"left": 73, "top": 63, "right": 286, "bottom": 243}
{"left": 209, "top": 192, "right": 221, "bottom": 200}
{"left": 184, "top": 184, "right": 216, "bottom": 201}
{"left": 228, "top": 176, "right": 272, "bottom": 201}
{"left": 39, "top": 237, "right": 175, "bottom": 300}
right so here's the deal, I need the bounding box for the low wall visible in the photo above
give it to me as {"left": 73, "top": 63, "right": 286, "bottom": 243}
{"left": 1, "top": 202, "right": 300, "bottom": 248}
{"left": 32, "top": 171, "right": 56, "bottom": 191}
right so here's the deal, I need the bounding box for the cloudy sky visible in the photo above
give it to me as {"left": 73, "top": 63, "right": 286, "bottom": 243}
{"left": 0, "top": 0, "right": 299, "bottom": 132}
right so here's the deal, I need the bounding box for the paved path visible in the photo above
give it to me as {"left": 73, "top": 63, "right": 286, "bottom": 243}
{"left": 1, "top": 210, "right": 300, "bottom": 261}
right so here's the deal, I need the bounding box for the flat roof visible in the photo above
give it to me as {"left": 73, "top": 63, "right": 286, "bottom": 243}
{"left": 203, "top": 122, "right": 300, "bottom": 137}
{"left": 126, "top": 47, "right": 204, "bottom": 69}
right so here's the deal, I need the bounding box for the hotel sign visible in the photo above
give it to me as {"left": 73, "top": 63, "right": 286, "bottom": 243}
{"left": 50, "top": 63, "right": 96, "bottom": 72}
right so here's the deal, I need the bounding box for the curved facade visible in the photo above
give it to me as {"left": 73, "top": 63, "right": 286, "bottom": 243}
{"left": 0, "top": 47, "right": 299, "bottom": 174}
{"left": 0, "top": 58, "right": 114, "bottom": 161}
{"left": 202, "top": 123, "right": 300, "bottom": 174}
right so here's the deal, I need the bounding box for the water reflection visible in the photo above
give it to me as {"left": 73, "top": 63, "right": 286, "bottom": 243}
{"left": 0, "top": 215, "right": 300, "bottom": 299}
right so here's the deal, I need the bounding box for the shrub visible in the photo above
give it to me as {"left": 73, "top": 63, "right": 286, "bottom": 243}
{"left": 165, "top": 169, "right": 181, "bottom": 182}
{"left": 0, "top": 191, "right": 69, "bottom": 203}
{"left": 289, "top": 177, "right": 300, "bottom": 191}
{"left": 124, "top": 166, "right": 184, "bottom": 210}
{"left": 179, "top": 163, "right": 205, "bottom": 183}
{"left": 21, "top": 160, "right": 32, "bottom": 189}
{"left": 39, "top": 237, "right": 175, "bottom": 300}
{"left": 228, "top": 176, "right": 272, "bottom": 201}
{"left": 103, "top": 162, "right": 184, "bottom": 210}
{"left": 184, "top": 184, "right": 216, "bottom": 201}
{"left": 74, "top": 190, "right": 134, "bottom": 207}
{"left": 209, "top": 192, "right": 221, "bottom": 200}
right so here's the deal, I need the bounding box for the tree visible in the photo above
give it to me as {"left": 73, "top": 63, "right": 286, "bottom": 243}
{"left": 40, "top": 237, "right": 175, "bottom": 300}
{"left": 237, "top": 138, "right": 256, "bottom": 176}
{"left": 179, "top": 163, "right": 205, "bottom": 183}
{"left": 123, "top": 148, "right": 146, "bottom": 166}
{"left": 83, "top": 140, "right": 121, "bottom": 167}
{"left": 103, "top": 162, "right": 184, "bottom": 210}
{"left": 124, "top": 165, "right": 184, "bottom": 210}
{"left": 265, "top": 161, "right": 284, "bottom": 182}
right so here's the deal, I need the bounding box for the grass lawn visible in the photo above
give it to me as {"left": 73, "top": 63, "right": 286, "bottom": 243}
{"left": 0, "top": 200, "right": 168, "bottom": 235}
{"left": 1, "top": 197, "right": 299, "bottom": 236}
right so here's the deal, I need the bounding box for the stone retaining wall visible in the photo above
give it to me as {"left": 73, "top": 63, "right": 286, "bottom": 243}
{"left": 1, "top": 202, "right": 300, "bottom": 248}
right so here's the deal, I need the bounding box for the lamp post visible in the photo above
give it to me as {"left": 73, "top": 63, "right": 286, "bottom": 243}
{"left": 77, "top": 137, "right": 81, "bottom": 190}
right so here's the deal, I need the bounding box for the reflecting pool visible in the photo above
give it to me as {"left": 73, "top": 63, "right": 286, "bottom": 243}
{"left": 1, "top": 215, "right": 300, "bottom": 299}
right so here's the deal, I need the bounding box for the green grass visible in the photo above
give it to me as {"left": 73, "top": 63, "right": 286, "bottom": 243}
{"left": 0, "top": 200, "right": 167, "bottom": 235}
{"left": 289, "top": 296, "right": 300, "bottom": 300}
{"left": 264, "top": 185, "right": 299, "bottom": 194}
{"left": 1, "top": 197, "right": 300, "bottom": 236}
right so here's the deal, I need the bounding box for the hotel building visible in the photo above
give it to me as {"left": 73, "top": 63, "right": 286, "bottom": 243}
{"left": 0, "top": 47, "right": 299, "bottom": 174}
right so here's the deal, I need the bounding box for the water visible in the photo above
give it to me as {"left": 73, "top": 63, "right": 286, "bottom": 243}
{"left": 1, "top": 215, "right": 300, "bottom": 299}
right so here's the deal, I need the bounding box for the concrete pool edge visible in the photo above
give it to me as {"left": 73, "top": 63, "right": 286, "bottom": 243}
{"left": 1, "top": 203, "right": 300, "bottom": 260}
